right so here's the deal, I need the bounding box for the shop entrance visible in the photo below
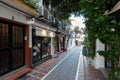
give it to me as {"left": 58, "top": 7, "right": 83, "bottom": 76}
{"left": 0, "top": 21, "right": 25, "bottom": 76}
{"left": 32, "top": 29, "right": 51, "bottom": 64}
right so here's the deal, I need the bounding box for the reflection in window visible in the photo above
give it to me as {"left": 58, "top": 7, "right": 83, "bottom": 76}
{"left": 42, "top": 37, "right": 51, "bottom": 58}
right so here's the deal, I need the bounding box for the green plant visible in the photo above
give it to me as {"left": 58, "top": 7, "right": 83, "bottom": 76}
{"left": 79, "top": 0, "right": 120, "bottom": 79}
{"left": 22, "top": 0, "right": 39, "bottom": 9}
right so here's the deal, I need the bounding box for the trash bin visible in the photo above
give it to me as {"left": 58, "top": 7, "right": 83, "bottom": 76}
{"left": 82, "top": 45, "right": 89, "bottom": 56}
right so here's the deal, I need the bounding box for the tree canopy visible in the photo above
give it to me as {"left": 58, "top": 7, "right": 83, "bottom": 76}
{"left": 50, "top": 0, "right": 81, "bottom": 19}
{"left": 78, "top": 0, "right": 120, "bottom": 79}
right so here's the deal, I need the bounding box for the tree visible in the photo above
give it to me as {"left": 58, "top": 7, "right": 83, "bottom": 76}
{"left": 50, "top": 0, "right": 81, "bottom": 20}
{"left": 79, "top": 0, "right": 120, "bottom": 79}
{"left": 74, "top": 26, "right": 81, "bottom": 38}
{"left": 74, "top": 26, "right": 81, "bottom": 45}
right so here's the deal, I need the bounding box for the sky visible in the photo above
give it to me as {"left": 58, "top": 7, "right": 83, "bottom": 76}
{"left": 69, "top": 15, "right": 86, "bottom": 42}
{"left": 69, "top": 15, "right": 85, "bottom": 29}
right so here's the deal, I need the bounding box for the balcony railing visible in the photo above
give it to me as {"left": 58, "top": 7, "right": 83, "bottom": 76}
{"left": 22, "top": 0, "right": 66, "bottom": 30}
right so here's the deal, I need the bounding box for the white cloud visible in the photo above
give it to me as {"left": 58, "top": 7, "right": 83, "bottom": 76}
{"left": 69, "top": 15, "right": 86, "bottom": 42}
{"left": 69, "top": 15, "right": 85, "bottom": 29}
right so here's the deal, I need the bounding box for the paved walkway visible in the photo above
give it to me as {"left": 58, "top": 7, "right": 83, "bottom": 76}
{"left": 78, "top": 54, "right": 106, "bottom": 80}
{"left": 42, "top": 47, "right": 81, "bottom": 80}
{"left": 20, "top": 46, "right": 105, "bottom": 80}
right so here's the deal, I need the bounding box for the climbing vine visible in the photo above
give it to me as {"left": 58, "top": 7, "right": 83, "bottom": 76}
{"left": 79, "top": 0, "right": 120, "bottom": 79}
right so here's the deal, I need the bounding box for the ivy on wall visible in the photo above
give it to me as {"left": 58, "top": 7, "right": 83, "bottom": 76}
{"left": 79, "top": 0, "right": 120, "bottom": 79}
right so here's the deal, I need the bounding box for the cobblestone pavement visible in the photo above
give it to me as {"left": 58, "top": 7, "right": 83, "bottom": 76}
{"left": 78, "top": 54, "right": 106, "bottom": 80}
{"left": 19, "top": 46, "right": 105, "bottom": 80}
{"left": 20, "top": 49, "right": 68, "bottom": 80}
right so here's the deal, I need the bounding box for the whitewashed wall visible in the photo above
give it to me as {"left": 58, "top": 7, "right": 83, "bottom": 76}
{"left": 29, "top": 25, "right": 32, "bottom": 48}
{"left": 94, "top": 39, "right": 105, "bottom": 69}
{"left": 51, "top": 38, "right": 54, "bottom": 57}
{"left": 0, "top": 3, "right": 27, "bottom": 23}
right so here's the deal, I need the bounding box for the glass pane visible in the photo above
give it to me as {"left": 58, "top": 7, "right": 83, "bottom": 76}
{"left": 32, "top": 37, "right": 41, "bottom": 63}
{"left": 42, "top": 37, "right": 51, "bottom": 58}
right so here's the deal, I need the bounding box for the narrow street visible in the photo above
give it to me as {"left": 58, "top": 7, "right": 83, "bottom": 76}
{"left": 1, "top": 1, "right": 119, "bottom": 80}
{"left": 42, "top": 47, "right": 82, "bottom": 80}
{"left": 19, "top": 46, "right": 105, "bottom": 80}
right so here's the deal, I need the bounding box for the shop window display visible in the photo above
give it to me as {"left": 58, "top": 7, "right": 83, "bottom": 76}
{"left": 32, "top": 37, "right": 41, "bottom": 63}
{"left": 32, "top": 30, "right": 51, "bottom": 63}
{"left": 42, "top": 37, "right": 51, "bottom": 58}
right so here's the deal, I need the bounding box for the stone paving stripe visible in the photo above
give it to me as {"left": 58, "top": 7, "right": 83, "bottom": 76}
{"left": 75, "top": 49, "right": 82, "bottom": 80}
{"left": 27, "top": 74, "right": 41, "bottom": 80}
{"left": 41, "top": 51, "right": 72, "bottom": 80}
{"left": 83, "top": 56, "right": 87, "bottom": 80}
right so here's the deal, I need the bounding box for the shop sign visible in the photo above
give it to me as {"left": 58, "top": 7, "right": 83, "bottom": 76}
{"left": 48, "top": 31, "right": 55, "bottom": 37}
